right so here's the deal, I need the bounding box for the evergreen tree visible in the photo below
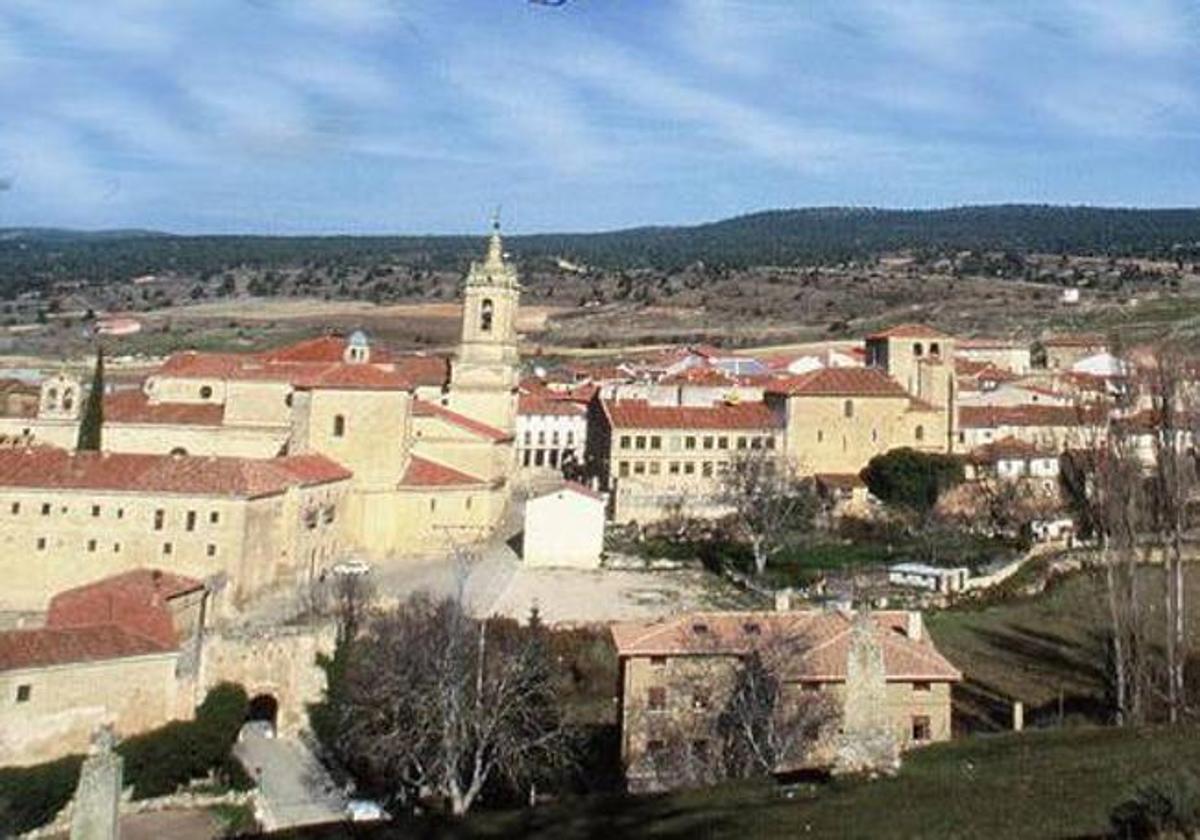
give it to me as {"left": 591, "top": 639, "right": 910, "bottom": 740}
{"left": 76, "top": 347, "right": 104, "bottom": 451}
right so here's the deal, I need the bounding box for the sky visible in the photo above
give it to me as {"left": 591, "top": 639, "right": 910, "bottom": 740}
{"left": 0, "top": 0, "right": 1198, "bottom": 235}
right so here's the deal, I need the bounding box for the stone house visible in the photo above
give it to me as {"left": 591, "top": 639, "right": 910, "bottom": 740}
{"left": 610, "top": 609, "right": 961, "bottom": 793}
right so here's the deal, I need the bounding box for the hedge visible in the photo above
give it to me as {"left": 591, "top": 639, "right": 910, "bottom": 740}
{"left": 0, "top": 754, "right": 84, "bottom": 835}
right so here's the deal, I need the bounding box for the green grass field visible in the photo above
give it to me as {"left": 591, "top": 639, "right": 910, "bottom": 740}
{"left": 277, "top": 724, "right": 1200, "bottom": 839}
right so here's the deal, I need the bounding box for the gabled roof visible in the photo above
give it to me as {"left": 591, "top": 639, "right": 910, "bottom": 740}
{"left": 766, "top": 367, "right": 909, "bottom": 398}
{"left": 610, "top": 610, "right": 961, "bottom": 682}
{"left": 399, "top": 455, "right": 486, "bottom": 487}
{"left": 603, "top": 399, "right": 782, "bottom": 431}
{"left": 412, "top": 400, "right": 513, "bottom": 441}
{"left": 866, "top": 323, "right": 950, "bottom": 340}
{"left": 0, "top": 448, "right": 351, "bottom": 498}
{"left": 47, "top": 569, "right": 203, "bottom": 648}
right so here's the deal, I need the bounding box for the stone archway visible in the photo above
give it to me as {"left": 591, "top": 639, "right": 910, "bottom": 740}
{"left": 247, "top": 693, "right": 279, "bottom": 728}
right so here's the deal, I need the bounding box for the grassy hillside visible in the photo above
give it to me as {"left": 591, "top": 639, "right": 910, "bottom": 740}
{"left": 276, "top": 724, "right": 1200, "bottom": 839}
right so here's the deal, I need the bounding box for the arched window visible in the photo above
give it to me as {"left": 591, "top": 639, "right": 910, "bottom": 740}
{"left": 169, "top": 447, "right": 188, "bottom": 456}
{"left": 46, "top": 387, "right": 58, "bottom": 410}
{"left": 913, "top": 343, "right": 924, "bottom": 357}
{"left": 480, "top": 298, "right": 494, "bottom": 333}
{"left": 915, "top": 424, "right": 925, "bottom": 442}
{"left": 61, "top": 390, "right": 74, "bottom": 411}
{"left": 333, "top": 414, "right": 346, "bottom": 438}
{"left": 843, "top": 399, "right": 854, "bottom": 419}
{"left": 199, "top": 385, "right": 213, "bottom": 399}
{"left": 930, "top": 342, "right": 940, "bottom": 357}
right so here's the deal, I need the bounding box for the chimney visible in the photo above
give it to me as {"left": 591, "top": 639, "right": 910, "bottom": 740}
{"left": 906, "top": 611, "right": 924, "bottom": 641}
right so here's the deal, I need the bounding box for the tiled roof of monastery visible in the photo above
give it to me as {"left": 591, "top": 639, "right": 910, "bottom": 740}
{"left": 392, "top": 355, "right": 451, "bottom": 387}
{"left": 156, "top": 348, "right": 415, "bottom": 391}
{"left": 958, "top": 404, "right": 1104, "bottom": 429}
{"left": 604, "top": 399, "right": 782, "bottom": 431}
{"left": 259, "top": 335, "right": 395, "bottom": 364}
{"left": 104, "top": 390, "right": 224, "bottom": 426}
{"left": 398, "top": 455, "right": 486, "bottom": 487}
{"left": 412, "top": 400, "right": 513, "bottom": 441}
{"left": 866, "top": 323, "right": 949, "bottom": 340}
{"left": 610, "top": 610, "right": 962, "bottom": 682}
{"left": 765, "top": 367, "right": 909, "bottom": 398}
{"left": 47, "top": 570, "right": 203, "bottom": 648}
{"left": 0, "top": 624, "right": 173, "bottom": 672}
{"left": 0, "top": 448, "right": 351, "bottom": 498}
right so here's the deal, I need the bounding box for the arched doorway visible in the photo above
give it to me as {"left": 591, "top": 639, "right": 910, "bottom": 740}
{"left": 246, "top": 693, "right": 279, "bottom": 734}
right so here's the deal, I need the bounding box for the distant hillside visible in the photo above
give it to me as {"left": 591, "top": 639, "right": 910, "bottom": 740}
{"left": 1, "top": 205, "right": 1198, "bottom": 297}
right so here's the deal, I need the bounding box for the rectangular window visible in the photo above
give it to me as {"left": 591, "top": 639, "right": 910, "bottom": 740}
{"left": 648, "top": 462, "right": 661, "bottom": 476}
{"left": 647, "top": 687, "right": 666, "bottom": 711}
{"left": 210, "top": 511, "right": 220, "bottom": 525}
{"left": 162, "top": 542, "right": 173, "bottom": 556}
{"left": 650, "top": 435, "right": 662, "bottom": 450}
{"left": 668, "top": 462, "right": 680, "bottom": 475}
{"left": 683, "top": 462, "right": 695, "bottom": 475}
{"left": 186, "top": 511, "right": 197, "bottom": 532}
{"left": 750, "top": 436, "right": 762, "bottom": 449}
{"left": 523, "top": 431, "right": 532, "bottom": 445}
{"left": 9, "top": 502, "right": 18, "bottom": 514}
{"left": 702, "top": 462, "right": 713, "bottom": 478}
{"left": 703, "top": 436, "right": 714, "bottom": 450}
{"left": 912, "top": 681, "right": 932, "bottom": 693}
{"left": 718, "top": 436, "right": 729, "bottom": 450}
{"left": 113, "top": 543, "right": 121, "bottom": 554}
{"left": 684, "top": 436, "right": 697, "bottom": 450}
{"left": 36, "top": 537, "right": 46, "bottom": 551}
{"left": 207, "top": 544, "right": 217, "bottom": 557}
{"left": 154, "top": 509, "right": 165, "bottom": 531}
{"left": 15, "top": 684, "right": 31, "bottom": 703}
{"left": 649, "top": 656, "right": 667, "bottom": 667}
{"left": 737, "top": 436, "right": 748, "bottom": 449}
{"left": 633, "top": 462, "right": 646, "bottom": 476}
{"left": 87, "top": 539, "right": 96, "bottom": 552}
{"left": 635, "top": 435, "right": 646, "bottom": 450}
{"left": 912, "top": 715, "right": 932, "bottom": 742}
{"left": 620, "top": 435, "right": 631, "bottom": 449}
{"left": 766, "top": 436, "right": 776, "bottom": 449}
{"left": 91, "top": 504, "right": 100, "bottom": 517}
{"left": 618, "top": 461, "right": 630, "bottom": 478}
{"left": 116, "top": 508, "right": 124, "bottom": 519}
{"left": 41, "top": 503, "right": 50, "bottom": 516}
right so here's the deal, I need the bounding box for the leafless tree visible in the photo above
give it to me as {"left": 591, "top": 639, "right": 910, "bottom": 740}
{"left": 1061, "top": 401, "right": 1150, "bottom": 724}
{"left": 334, "top": 593, "right": 572, "bottom": 816}
{"left": 719, "top": 450, "right": 818, "bottom": 576}
{"left": 1143, "top": 346, "right": 1197, "bottom": 723}
{"left": 331, "top": 571, "right": 376, "bottom": 644}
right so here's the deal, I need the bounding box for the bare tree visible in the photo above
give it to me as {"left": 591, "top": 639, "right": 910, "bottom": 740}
{"left": 720, "top": 450, "right": 818, "bottom": 576}
{"left": 334, "top": 593, "right": 572, "bottom": 815}
{"left": 1144, "top": 347, "right": 1197, "bottom": 723}
{"left": 331, "top": 571, "right": 376, "bottom": 644}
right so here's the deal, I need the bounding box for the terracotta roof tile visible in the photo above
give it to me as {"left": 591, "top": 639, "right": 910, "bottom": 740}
{"left": 610, "top": 610, "right": 961, "bottom": 682}
{"left": 399, "top": 455, "right": 486, "bottom": 487}
{"left": 604, "top": 399, "right": 782, "bottom": 431}
{"left": 518, "top": 393, "right": 586, "bottom": 417}
{"left": 260, "top": 335, "right": 394, "bottom": 364}
{"left": 104, "top": 390, "right": 224, "bottom": 426}
{"left": 0, "top": 625, "right": 172, "bottom": 672}
{"left": 766, "top": 367, "right": 909, "bottom": 398}
{"left": 958, "top": 404, "right": 1105, "bottom": 429}
{"left": 47, "top": 569, "right": 203, "bottom": 647}
{"left": 0, "top": 448, "right": 350, "bottom": 498}
{"left": 412, "top": 400, "right": 513, "bottom": 440}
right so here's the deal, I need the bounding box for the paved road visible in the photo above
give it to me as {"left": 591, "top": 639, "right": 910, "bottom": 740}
{"left": 233, "top": 731, "right": 345, "bottom": 831}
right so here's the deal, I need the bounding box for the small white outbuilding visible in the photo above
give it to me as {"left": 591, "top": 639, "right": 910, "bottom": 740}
{"left": 522, "top": 482, "right": 607, "bottom": 568}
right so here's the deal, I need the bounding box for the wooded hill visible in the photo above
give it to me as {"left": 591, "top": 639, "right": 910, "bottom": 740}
{"left": 2, "top": 205, "right": 1198, "bottom": 298}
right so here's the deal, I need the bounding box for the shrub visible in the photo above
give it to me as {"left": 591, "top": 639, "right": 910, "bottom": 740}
{"left": 119, "top": 682, "right": 249, "bottom": 799}
{"left": 0, "top": 754, "right": 83, "bottom": 834}
{"left": 1111, "top": 770, "right": 1200, "bottom": 839}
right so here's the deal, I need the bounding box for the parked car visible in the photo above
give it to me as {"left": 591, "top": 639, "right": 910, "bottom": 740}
{"left": 346, "top": 799, "right": 389, "bottom": 822}
{"left": 332, "top": 559, "right": 371, "bottom": 576}
{"left": 239, "top": 720, "right": 276, "bottom": 741}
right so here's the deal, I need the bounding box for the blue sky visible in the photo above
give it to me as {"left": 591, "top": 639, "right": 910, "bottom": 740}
{"left": 0, "top": 0, "right": 1198, "bottom": 234}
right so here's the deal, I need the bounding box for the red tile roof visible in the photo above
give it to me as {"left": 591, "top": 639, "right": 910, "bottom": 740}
{"left": 610, "top": 610, "right": 961, "bottom": 682}
{"left": 392, "top": 355, "right": 451, "bottom": 387}
{"left": 968, "top": 436, "right": 1052, "bottom": 464}
{"left": 412, "top": 399, "right": 513, "bottom": 441}
{"left": 958, "top": 404, "right": 1105, "bottom": 429}
{"left": 658, "top": 366, "right": 738, "bottom": 386}
{"left": 866, "top": 323, "right": 949, "bottom": 340}
{"left": 766, "top": 367, "right": 909, "bottom": 398}
{"left": 0, "top": 624, "right": 173, "bottom": 672}
{"left": 0, "top": 448, "right": 351, "bottom": 498}
{"left": 604, "top": 399, "right": 782, "bottom": 431}
{"left": 259, "top": 335, "right": 394, "bottom": 364}
{"left": 47, "top": 569, "right": 203, "bottom": 647}
{"left": 399, "top": 455, "right": 485, "bottom": 487}
{"left": 104, "top": 390, "right": 224, "bottom": 426}
{"left": 157, "top": 349, "right": 415, "bottom": 391}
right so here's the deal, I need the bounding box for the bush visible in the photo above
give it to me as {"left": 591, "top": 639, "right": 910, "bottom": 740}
{"left": 0, "top": 754, "right": 84, "bottom": 834}
{"left": 1111, "top": 770, "right": 1200, "bottom": 839}
{"left": 119, "top": 682, "right": 249, "bottom": 799}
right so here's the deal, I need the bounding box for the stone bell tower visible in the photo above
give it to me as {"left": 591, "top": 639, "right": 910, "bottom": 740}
{"left": 447, "top": 218, "right": 520, "bottom": 433}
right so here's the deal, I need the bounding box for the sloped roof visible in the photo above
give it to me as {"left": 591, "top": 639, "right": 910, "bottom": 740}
{"left": 104, "top": 390, "right": 224, "bottom": 426}
{"left": 518, "top": 393, "right": 586, "bottom": 417}
{"left": 0, "top": 624, "right": 173, "bottom": 671}
{"left": 1042, "top": 333, "right": 1108, "bottom": 348}
{"left": 412, "top": 400, "right": 512, "bottom": 441}
{"left": 47, "top": 569, "right": 204, "bottom": 648}
{"left": 399, "top": 455, "right": 486, "bottom": 487}
{"left": 156, "top": 349, "right": 415, "bottom": 392}
{"left": 866, "top": 323, "right": 949, "bottom": 340}
{"left": 968, "top": 436, "right": 1053, "bottom": 464}
{"left": 766, "top": 367, "right": 909, "bottom": 398}
{"left": 610, "top": 610, "right": 961, "bottom": 682}
{"left": 604, "top": 399, "right": 782, "bottom": 431}
{"left": 0, "top": 448, "right": 351, "bottom": 498}
{"left": 658, "top": 366, "right": 739, "bottom": 386}
{"left": 958, "top": 404, "right": 1104, "bottom": 429}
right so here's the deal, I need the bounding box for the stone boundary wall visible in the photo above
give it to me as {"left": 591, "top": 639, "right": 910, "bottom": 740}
{"left": 21, "top": 788, "right": 256, "bottom": 838}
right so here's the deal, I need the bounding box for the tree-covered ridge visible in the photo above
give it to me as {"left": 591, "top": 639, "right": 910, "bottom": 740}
{"left": 2, "top": 205, "right": 1198, "bottom": 297}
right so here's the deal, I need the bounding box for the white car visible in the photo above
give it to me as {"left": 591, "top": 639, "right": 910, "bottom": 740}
{"left": 332, "top": 559, "right": 371, "bottom": 577}
{"left": 345, "top": 799, "right": 389, "bottom": 822}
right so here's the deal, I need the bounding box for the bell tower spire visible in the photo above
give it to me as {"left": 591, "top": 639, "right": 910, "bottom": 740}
{"left": 447, "top": 216, "right": 521, "bottom": 434}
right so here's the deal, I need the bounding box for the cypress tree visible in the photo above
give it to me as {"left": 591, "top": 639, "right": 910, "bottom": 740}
{"left": 76, "top": 347, "right": 104, "bottom": 451}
